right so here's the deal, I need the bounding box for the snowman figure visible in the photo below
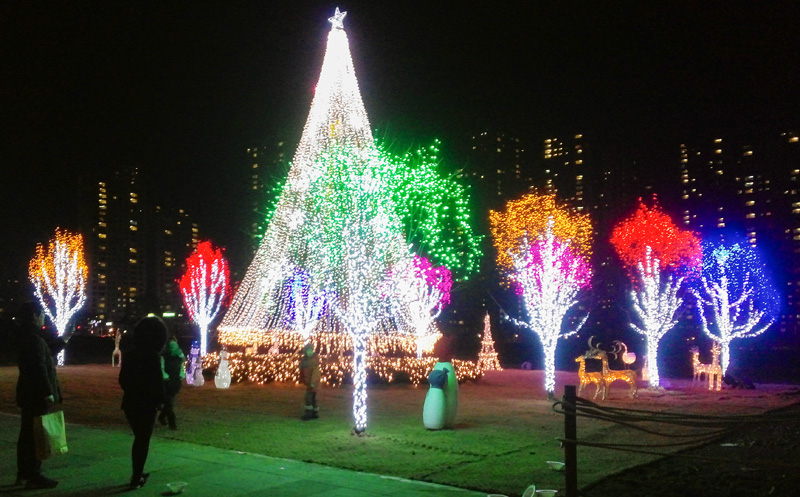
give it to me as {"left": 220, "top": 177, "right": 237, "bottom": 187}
{"left": 187, "top": 340, "right": 204, "bottom": 386}
{"left": 215, "top": 346, "right": 231, "bottom": 389}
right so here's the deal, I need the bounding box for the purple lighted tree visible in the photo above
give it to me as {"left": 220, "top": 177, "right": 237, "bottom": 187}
{"left": 690, "top": 240, "right": 779, "bottom": 375}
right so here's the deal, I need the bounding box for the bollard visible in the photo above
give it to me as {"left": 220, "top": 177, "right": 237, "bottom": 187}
{"left": 563, "top": 385, "right": 578, "bottom": 497}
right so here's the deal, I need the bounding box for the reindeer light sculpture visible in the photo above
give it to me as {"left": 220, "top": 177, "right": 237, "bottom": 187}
{"left": 575, "top": 353, "right": 605, "bottom": 399}
{"left": 613, "top": 340, "right": 636, "bottom": 369}
{"left": 691, "top": 342, "right": 722, "bottom": 391}
{"left": 587, "top": 337, "right": 638, "bottom": 399}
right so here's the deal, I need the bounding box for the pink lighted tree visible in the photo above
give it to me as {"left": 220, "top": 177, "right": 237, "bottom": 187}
{"left": 507, "top": 218, "right": 592, "bottom": 394}
{"left": 394, "top": 255, "right": 452, "bottom": 357}
{"left": 180, "top": 241, "right": 230, "bottom": 356}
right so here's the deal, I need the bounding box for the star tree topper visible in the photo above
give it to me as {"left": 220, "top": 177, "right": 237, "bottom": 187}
{"left": 329, "top": 7, "right": 347, "bottom": 29}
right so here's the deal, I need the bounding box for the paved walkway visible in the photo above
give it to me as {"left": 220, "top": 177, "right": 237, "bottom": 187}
{"left": 0, "top": 413, "right": 486, "bottom": 497}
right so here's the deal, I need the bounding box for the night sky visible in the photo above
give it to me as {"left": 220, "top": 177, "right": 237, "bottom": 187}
{"left": 2, "top": 1, "right": 799, "bottom": 279}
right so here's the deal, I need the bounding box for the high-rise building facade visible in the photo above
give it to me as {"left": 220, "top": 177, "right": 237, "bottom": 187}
{"left": 245, "top": 141, "right": 289, "bottom": 256}
{"left": 679, "top": 131, "right": 800, "bottom": 342}
{"left": 542, "top": 133, "right": 589, "bottom": 212}
{"left": 85, "top": 168, "right": 198, "bottom": 328}
{"left": 464, "top": 130, "right": 531, "bottom": 212}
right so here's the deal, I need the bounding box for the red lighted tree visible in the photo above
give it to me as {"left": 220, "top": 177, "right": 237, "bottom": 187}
{"left": 610, "top": 200, "right": 701, "bottom": 388}
{"left": 180, "top": 241, "right": 230, "bottom": 356}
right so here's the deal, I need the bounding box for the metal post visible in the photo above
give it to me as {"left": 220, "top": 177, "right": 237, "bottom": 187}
{"left": 564, "top": 385, "right": 578, "bottom": 497}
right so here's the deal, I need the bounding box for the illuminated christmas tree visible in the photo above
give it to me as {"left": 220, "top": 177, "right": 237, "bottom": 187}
{"left": 611, "top": 200, "right": 701, "bottom": 388}
{"left": 477, "top": 313, "right": 502, "bottom": 372}
{"left": 690, "top": 240, "right": 779, "bottom": 375}
{"left": 179, "top": 241, "right": 230, "bottom": 356}
{"left": 218, "top": 9, "right": 484, "bottom": 432}
{"left": 490, "top": 193, "right": 593, "bottom": 394}
{"left": 29, "top": 228, "right": 88, "bottom": 366}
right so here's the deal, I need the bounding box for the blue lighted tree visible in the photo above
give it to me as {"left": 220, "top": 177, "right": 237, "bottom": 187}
{"left": 690, "top": 239, "right": 779, "bottom": 375}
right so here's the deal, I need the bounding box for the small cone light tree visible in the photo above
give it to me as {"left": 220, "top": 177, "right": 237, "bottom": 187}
{"left": 490, "top": 193, "right": 593, "bottom": 395}
{"left": 394, "top": 255, "right": 452, "bottom": 358}
{"left": 180, "top": 241, "right": 230, "bottom": 356}
{"left": 611, "top": 200, "right": 701, "bottom": 388}
{"left": 29, "top": 228, "right": 88, "bottom": 366}
{"left": 477, "top": 313, "right": 502, "bottom": 372}
{"left": 690, "top": 240, "right": 779, "bottom": 375}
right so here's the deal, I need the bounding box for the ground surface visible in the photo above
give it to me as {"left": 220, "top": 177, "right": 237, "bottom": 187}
{"left": 1, "top": 365, "right": 798, "bottom": 496}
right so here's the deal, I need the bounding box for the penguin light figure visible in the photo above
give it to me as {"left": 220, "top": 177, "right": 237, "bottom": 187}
{"left": 423, "top": 368, "right": 448, "bottom": 430}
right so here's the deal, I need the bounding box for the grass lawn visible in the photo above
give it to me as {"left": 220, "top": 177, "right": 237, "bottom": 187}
{"left": 1, "top": 365, "right": 798, "bottom": 496}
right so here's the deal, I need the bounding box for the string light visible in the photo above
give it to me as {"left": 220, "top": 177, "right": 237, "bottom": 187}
{"left": 393, "top": 255, "right": 452, "bottom": 358}
{"left": 386, "top": 139, "right": 483, "bottom": 280}
{"left": 29, "top": 228, "right": 88, "bottom": 366}
{"left": 690, "top": 240, "right": 779, "bottom": 375}
{"left": 611, "top": 200, "right": 701, "bottom": 388}
{"left": 180, "top": 241, "right": 230, "bottom": 356}
{"left": 489, "top": 191, "right": 592, "bottom": 273}
{"left": 491, "top": 195, "right": 593, "bottom": 394}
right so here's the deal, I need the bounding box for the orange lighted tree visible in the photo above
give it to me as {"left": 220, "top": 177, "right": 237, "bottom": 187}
{"left": 29, "top": 228, "right": 88, "bottom": 365}
{"left": 490, "top": 192, "right": 592, "bottom": 271}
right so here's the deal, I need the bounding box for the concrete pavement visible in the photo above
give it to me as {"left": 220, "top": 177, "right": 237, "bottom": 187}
{"left": 0, "top": 413, "right": 487, "bottom": 497}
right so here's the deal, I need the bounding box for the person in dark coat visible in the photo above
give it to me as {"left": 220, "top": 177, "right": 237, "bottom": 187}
{"left": 158, "top": 332, "right": 185, "bottom": 430}
{"left": 14, "top": 301, "right": 70, "bottom": 489}
{"left": 119, "top": 316, "right": 167, "bottom": 490}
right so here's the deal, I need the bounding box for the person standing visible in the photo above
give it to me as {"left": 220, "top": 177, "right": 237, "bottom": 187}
{"left": 299, "top": 343, "right": 320, "bottom": 420}
{"left": 119, "top": 316, "right": 167, "bottom": 489}
{"left": 158, "top": 332, "right": 185, "bottom": 430}
{"left": 14, "top": 301, "right": 71, "bottom": 489}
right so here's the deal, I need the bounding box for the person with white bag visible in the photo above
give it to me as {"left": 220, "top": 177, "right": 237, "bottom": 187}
{"left": 14, "top": 301, "right": 71, "bottom": 489}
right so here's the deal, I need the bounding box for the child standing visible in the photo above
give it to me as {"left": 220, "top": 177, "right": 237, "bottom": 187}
{"left": 299, "top": 343, "right": 320, "bottom": 420}
{"left": 159, "top": 332, "right": 185, "bottom": 430}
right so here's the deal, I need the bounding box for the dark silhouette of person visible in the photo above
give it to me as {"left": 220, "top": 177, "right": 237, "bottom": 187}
{"left": 14, "top": 301, "right": 71, "bottom": 489}
{"left": 119, "top": 316, "right": 167, "bottom": 489}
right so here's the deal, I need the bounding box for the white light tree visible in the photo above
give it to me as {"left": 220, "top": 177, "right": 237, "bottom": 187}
{"left": 628, "top": 247, "right": 689, "bottom": 387}
{"left": 490, "top": 193, "right": 593, "bottom": 396}
{"left": 394, "top": 255, "right": 452, "bottom": 358}
{"left": 690, "top": 241, "right": 778, "bottom": 375}
{"left": 307, "top": 150, "right": 409, "bottom": 434}
{"left": 506, "top": 219, "right": 592, "bottom": 395}
{"left": 611, "top": 200, "right": 701, "bottom": 388}
{"left": 29, "top": 228, "right": 88, "bottom": 366}
{"left": 180, "top": 241, "right": 230, "bottom": 356}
